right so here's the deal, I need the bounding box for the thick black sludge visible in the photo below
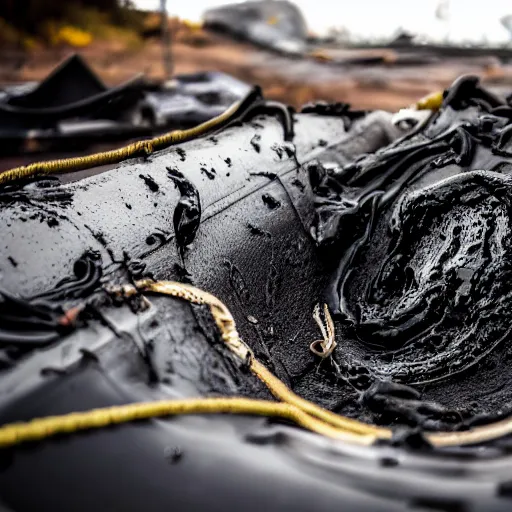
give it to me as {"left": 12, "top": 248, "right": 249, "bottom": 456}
{"left": 3, "top": 78, "right": 512, "bottom": 510}
{"left": 310, "top": 76, "right": 512, "bottom": 430}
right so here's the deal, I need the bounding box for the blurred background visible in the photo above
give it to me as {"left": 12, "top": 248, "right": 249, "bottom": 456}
{"left": 2, "top": 0, "right": 512, "bottom": 107}
{"left": 0, "top": 0, "right": 511, "bottom": 169}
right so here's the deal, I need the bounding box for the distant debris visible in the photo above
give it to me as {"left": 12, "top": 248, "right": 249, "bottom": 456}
{"left": 0, "top": 54, "right": 252, "bottom": 157}
{"left": 502, "top": 15, "right": 512, "bottom": 41}
{"left": 203, "top": 0, "right": 308, "bottom": 56}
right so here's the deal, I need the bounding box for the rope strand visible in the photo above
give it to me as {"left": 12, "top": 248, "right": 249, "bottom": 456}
{"left": 0, "top": 280, "right": 511, "bottom": 449}
{"left": 0, "top": 397, "right": 369, "bottom": 448}
{"left": 0, "top": 90, "right": 257, "bottom": 186}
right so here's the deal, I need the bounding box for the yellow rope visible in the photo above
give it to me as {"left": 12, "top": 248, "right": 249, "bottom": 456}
{"left": 111, "top": 281, "right": 512, "bottom": 448}
{"left": 0, "top": 397, "right": 371, "bottom": 449}
{"left": 0, "top": 98, "right": 244, "bottom": 186}
{"left": 135, "top": 279, "right": 250, "bottom": 361}
{"left": 134, "top": 281, "right": 387, "bottom": 437}
{"left": 415, "top": 90, "right": 444, "bottom": 111}
{"left": 1, "top": 279, "right": 512, "bottom": 449}
{"left": 0, "top": 89, "right": 444, "bottom": 187}
{"left": 250, "top": 359, "right": 387, "bottom": 437}
{"left": 428, "top": 416, "right": 512, "bottom": 447}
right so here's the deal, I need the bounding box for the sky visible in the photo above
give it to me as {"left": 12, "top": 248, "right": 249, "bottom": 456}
{"left": 133, "top": 0, "right": 512, "bottom": 44}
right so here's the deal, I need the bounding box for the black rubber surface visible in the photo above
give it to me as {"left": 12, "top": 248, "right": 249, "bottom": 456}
{"left": 2, "top": 84, "right": 512, "bottom": 510}
{"left": 309, "top": 76, "right": 512, "bottom": 431}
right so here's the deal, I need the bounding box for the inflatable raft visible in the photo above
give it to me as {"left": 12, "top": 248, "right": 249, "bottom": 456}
{"left": 1, "top": 76, "right": 512, "bottom": 511}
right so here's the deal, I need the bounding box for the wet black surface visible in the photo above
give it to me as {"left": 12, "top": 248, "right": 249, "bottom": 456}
{"left": 310, "top": 76, "right": 512, "bottom": 430}
{"left": 3, "top": 83, "right": 512, "bottom": 509}
{"left": 0, "top": 106, "right": 403, "bottom": 413}
{"left": 167, "top": 167, "right": 201, "bottom": 257}
{"left": 0, "top": 296, "right": 511, "bottom": 512}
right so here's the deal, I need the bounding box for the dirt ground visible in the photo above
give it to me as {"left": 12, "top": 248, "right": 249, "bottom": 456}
{"left": 2, "top": 28, "right": 512, "bottom": 111}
